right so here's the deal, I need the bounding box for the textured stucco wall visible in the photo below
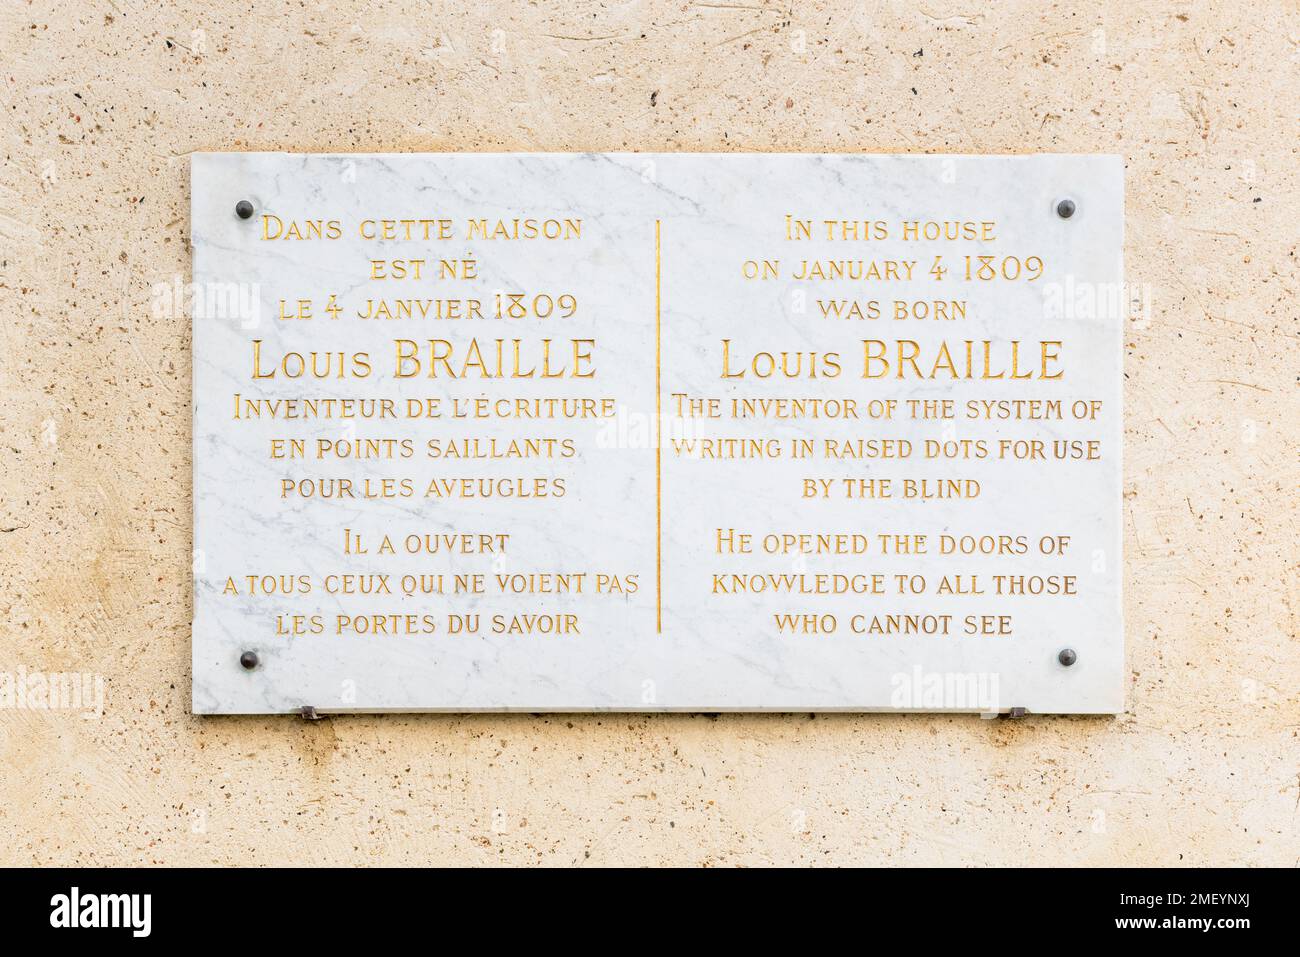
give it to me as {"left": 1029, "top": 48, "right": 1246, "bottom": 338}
{"left": 1, "top": 0, "right": 1295, "bottom": 866}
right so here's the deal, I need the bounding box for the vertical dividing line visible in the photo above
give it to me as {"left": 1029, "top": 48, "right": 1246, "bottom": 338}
{"left": 655, "top": 219, "right": 662, "bottom": 634}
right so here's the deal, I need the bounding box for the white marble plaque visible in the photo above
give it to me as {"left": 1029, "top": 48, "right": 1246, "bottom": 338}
{"left": 192, "top": 153, "right": 1123, "bottom": 714}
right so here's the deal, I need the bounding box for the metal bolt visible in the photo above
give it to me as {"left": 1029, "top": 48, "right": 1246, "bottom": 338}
{"left": 239, "top": 650, "right": 259, "bottom": 670}
{"left": 235, "top": 199, "right": 255, "bottom": 220}
{"left": 1056, "top": 198, "right": 1076, "bottom": 219}
{"left": 1058, "top": 648, "right": 1077, "bottom": 667}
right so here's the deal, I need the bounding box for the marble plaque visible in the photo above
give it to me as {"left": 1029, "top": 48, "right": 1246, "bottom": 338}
{"left": 191, "top": 153, "right": 1123, "bottom": 714}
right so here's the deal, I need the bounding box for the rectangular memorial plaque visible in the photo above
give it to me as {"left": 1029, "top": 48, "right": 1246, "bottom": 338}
{"left": 192, "top": 153, "right": 1123, "bottom": 714}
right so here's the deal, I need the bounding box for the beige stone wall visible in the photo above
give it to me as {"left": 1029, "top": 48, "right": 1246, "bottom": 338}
{"left": 1, "top": 0, "right": 1295, "bottom": 866}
